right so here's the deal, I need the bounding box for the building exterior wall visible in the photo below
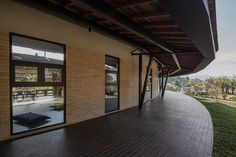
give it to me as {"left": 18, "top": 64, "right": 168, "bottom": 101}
{"left": 0, "top": 0, "right": 159, "bottom": 141}
{"left": 0, "top": 32, "right": 10, "bottom": 140}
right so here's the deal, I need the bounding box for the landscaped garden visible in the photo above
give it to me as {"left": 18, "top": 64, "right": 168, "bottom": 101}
{"left": 196, "top": 97, "right": 236, "bottom": 157}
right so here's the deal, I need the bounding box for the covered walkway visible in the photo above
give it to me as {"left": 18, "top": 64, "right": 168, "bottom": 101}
{"left": 0, "top": 91, "right": 213, "bottom": 157}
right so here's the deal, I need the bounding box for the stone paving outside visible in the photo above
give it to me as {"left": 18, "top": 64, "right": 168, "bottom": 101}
{"left": 12, "top": 96, "right": 64, "bottom": 133}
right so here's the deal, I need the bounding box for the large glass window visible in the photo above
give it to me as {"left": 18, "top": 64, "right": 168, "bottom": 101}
{"left": 105, "top": 55, "right": 119, "bottom": 113}
{"left": 10, "top": 33, "right": 65, "bottom": 134}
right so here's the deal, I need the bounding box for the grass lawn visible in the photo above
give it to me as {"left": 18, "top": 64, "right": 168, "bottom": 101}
{"left": 196, "top": 97, "right": 236, "bottom": 157}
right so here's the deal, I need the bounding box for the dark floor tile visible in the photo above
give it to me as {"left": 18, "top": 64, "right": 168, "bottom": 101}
{"left": 0, "top": 91, "right": 213, "bottom": 157}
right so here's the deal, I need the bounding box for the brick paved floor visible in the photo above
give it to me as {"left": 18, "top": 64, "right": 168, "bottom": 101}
{"left": 0, "top": 91, "right": 213, "bottom": 157}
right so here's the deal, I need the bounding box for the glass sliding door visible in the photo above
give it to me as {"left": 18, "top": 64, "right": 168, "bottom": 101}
{"left": 10, "top": 33, "right": 66, "bottom": 134}
{"left": 105, "top": 55, "right": 119, "bottom": 113}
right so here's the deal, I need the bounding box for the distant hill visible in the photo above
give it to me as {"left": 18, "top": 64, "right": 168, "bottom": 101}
{"left": 187, "top": 75, "right": 211, "bottom": 80}
{"left": 168, "top": 76, "right": 203, "bottom": 88}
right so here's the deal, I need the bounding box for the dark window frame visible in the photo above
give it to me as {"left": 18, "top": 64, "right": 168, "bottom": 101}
{"left": 105, "top": 55, "right": 120, "bottom": 113}
{"left": 9, "top": 32, "right": 66, "bottom": 135}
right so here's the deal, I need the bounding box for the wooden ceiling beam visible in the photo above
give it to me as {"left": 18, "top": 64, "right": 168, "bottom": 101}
{"left": 97, "top": 20, "right": 111, "bottom": 24}
{"left": 119, "top": 31, "right": 134, "bottom": 35}
{"left": 165, "top": 38, "right": 191, "bottom": 42}
{"left": 154, "top": 32, "right": 185, "bottom": 35}
{"left": 172, "top": 44, "right": 195, "bottom": 47}
{"left": 77, "top": 0, "right": 174, "bottom": 53}
{"left": 143, "top": 21, "right": 177, "bottom": 27}
{"left": 83, "top": 11, "right": 94, "bottom": 17}
{"left": 166, "top": 41, "right": 193, "bottom": 44}
{"left": 49, "top": 0, "right": 70, "bottom": 6}
{"left": 158, "top": 34, "right": 188, "bottom": 38}
{"left": 17, "top": 0, "right": 148, "bottom": 52}
{"left": 161, "top": 37, "right": 190, "bottom": 40}
{"left": 156, "top": 51, "right": 199, "bottom": 55}
{"left": 111, "top": 0, "right": 159, "bottom": 8}
{"left": 145, "top": 25, "right": 179, "bottom": 29}
{"left": 129, "top": 11, "right": 170, "bottom": 19}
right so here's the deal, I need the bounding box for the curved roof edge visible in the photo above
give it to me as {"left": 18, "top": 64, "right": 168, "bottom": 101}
{"left": 159, "top": 0, "right": 218, "bottom": 75}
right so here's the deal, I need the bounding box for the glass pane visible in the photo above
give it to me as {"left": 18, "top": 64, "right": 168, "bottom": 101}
{"left": 15, "top": 66, "right": 38, "bottom": 82}
{"left": 105, "top": 56, "right": 118, "bottom": 71}
{"left": 105, "top": 72, "right": 117, "bottom": 83}
{"left": 12, "top": 35, "right": 64, "bottom": 65}
{"left": 145, "top": 71, "right": 152, "bottom": 102}
{"left": 45, "top": 68, "right": 62, "bottom": 82}
{"left": 105, "top": 85, "right": 118, "bottom": 112}
{"left": 146, "top": 75, "right": 152, "bottom": 92}
{"left": 12, "top": 86, "right": 64, "bottom": 134}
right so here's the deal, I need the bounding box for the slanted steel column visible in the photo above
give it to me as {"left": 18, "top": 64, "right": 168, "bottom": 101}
{"left": 139, "top": 55, "right": 153, "bottom": 109}
{"left": 161, "top": 69, "right": 170, "bottom": 98}
{"left": 138, "top": 53, "right": 143, "bottom": 109}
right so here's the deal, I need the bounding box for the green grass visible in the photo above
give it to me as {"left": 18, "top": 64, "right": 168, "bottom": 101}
{"left": 196, "top": 97, "right": 236, "bottom": 157}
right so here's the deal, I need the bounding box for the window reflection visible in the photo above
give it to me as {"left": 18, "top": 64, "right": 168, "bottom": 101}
{"left": 15, "top": 66, "right": 38, "bottom": 82}
{"left": 105, "top": 73, "right": 117, "bottom": 83}
{"left": 12, "top": 86, "right": 64, "bottom": 133}
{"left": 45, "top": 68, "right": 62, "bottom": 82}
{"left": 105, "top": 56, "right": 118, "bottom": 71}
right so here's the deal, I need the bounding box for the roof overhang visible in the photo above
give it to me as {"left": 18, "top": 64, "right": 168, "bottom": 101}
{"left": 16, "top": 0, "right": 218, "bottom": 76}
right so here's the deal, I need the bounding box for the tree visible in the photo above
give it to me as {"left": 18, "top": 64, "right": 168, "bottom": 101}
{"left": 175, "top": 80, "right": 180, "bottom": 87}
{"left": 186, "top": 76, "right": 190, "bottom": 82}
{"left": 205, "top": 77, "right": 222, "bottom": 101}
{"left": 231, "top": 76, "right": 236, "bottom": 94}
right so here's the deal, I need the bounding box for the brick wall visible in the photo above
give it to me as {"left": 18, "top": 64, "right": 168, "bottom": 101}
{"left": 152, "top": 67, "right": 158, "bottom": 98}
{"left": 120, "top": 58, "right": 139, "bottom": 110}
{"left": 66, "top": 46, "right": 105, "bottom": 124}
{"left": 0, "top": 32, "right": 10, "bottom": 140}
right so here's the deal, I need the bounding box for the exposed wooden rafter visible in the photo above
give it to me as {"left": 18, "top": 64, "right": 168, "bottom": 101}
{"left": 129, "top": 11, "right": 170, "bottom": 19}
{"left": 111, "top": 0, "right": 158, "bottom": 8}
{"left": 77, "top": 0, "right": 175, "bottom": 53}
{"left": 155, "top": 31, "right": 185, "bottom": 35}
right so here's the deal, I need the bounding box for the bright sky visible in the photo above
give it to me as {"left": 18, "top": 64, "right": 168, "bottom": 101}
{"left": 188, "top": 0, "right": 236, "bottom": 79}
{"left": 13, "top": 46, "right": 64, "bottom": 60}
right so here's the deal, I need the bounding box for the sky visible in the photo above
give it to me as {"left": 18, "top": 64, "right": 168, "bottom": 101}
{"left": 188, "top": 0, "right": 236, "bottom": 79}
{"left": 13, "top": 46, "right": 64, "bottom": 60}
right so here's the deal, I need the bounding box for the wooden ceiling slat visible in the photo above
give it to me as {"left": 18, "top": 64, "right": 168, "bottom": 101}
{"left": 156, "top": 52, "right": 200, "bottom": 55}
{"left": 145, "top": 25, "right": 179, "bottom": 29}
{"left": 166, "top": 41, "right": 193, "bottom": 44}
{"left": 110, "top": 0, "right": 159, "bottom": 8}
{"left": 161, "top": 37, "right": 190, "bottom": 40}
{"left": 129, "top": 11, "right": 170, "bottom": 19}
{"left": 119, "top": 31, "right": 134, "bottom": 35}
{"left": 143, "top": 21, "right": 177, "bottom": 27}
{"left": 172, "top": 44, "right": 195, "bottom": 47}
{"left": 165, "top": 38, "right": 191, "bottom": 42}
{"left": 155, "top": 32, "right": 185, "bottom": 35}
{"left": 158, "top": 34, "right": 188, "bottom": 38}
